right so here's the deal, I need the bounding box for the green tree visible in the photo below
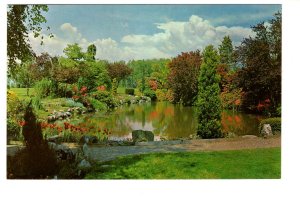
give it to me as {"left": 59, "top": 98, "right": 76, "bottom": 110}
{"left": 63, "top": 43, "right": 84, "bottom": 61}
{"left": 219, "top": 35, "right": 234, "bottom": 68}
{"left": 197, "top": 45, "right": 222, "bottom": 138}
{"left": 7, "top": 5, "right": 51, "bottom": 70}
{"left": 13, "top": 62, "right": 35, "bottom": 96}
{"left": 85, "top": 44, "right": 97, "bottom": 61}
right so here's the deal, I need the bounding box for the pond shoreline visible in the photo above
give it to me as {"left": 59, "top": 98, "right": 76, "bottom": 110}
{"left": 7, "top": 135, "right": 281, "bottom": 162}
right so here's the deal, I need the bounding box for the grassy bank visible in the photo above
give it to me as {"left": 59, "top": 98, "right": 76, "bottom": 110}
{"left": 85, "top": 147, "right": 281, "bottom": 179}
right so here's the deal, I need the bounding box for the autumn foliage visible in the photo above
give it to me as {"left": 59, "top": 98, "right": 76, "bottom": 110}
{"left": 167, "top": 50, "right": 202, "bottom": 106}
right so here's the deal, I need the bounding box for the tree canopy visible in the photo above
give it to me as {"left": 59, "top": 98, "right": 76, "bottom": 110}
{"left": 7, "top": 5, "right": 51, "bottom": 70}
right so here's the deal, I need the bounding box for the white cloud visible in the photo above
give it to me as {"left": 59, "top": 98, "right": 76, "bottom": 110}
{"left": 29, "top": 16, "right": 254, "bottom": 61}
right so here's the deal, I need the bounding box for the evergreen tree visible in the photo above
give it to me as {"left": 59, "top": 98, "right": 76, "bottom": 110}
{"left": 218, "top": 35, "right": 234, "bottom": 69}
{"left": 197, "top": 45, "right": 222, "bottom": 138}
{"left": 85, "top": 44, "right": 97, "bottom": 61}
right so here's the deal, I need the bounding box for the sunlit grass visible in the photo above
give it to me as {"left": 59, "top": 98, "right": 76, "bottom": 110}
{"left": 9, "top": 88, "right": 35, "bottom": 100}
{"left": 85, "top": 148, "right": 281, "bottom": 179}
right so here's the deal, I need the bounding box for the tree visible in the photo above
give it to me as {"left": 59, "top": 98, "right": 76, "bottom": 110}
{"left": 196, "top": 45, "right": 222, "bottom": 138}
{"left": 13, "top": 62, "right": 34, "bottom": 95}
{"left": 219, "top": 35, "right": 234, "bottom": 68}
{"left": 7, "top": 5, "right": 51, "bottom": 70}
{"left": 63, "top": 43, "right": 84, "bottom": 61}
{"left": 235, "top": 11, "right": 281, "bottom": 115}
{"left": 85, "top": 44, "right": 97, "bottom": 61}
{"left": 107, "top": 61, "right": 133, "bottom": 84}
{"left": 167, "top": 51, "right": 202, "bottom": 106}
{"left": 29, "top": 53, "right": 53, "bottom": 82}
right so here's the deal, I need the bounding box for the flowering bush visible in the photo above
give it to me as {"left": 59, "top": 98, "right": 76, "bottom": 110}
{"left": 41, "top": 121, "right": 112, "bottom": 143}
{"left": 97, "top": 85, "right": 106, "bottom": 91}
{"left": 91, "top": 90, "right": 116, "bottom": 109}
{"left": 148, "top": 79, "right": 158, "bottom": 91}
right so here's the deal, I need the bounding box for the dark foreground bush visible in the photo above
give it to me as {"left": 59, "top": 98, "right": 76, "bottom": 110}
{"left": 259, "top": 117, "right": 281, "bottom": 134}
{"left": 125, "top": 88, "right": 135, "bottom": 95}
{"left": 7, "top": 102, "right": 58, "bottom": 179}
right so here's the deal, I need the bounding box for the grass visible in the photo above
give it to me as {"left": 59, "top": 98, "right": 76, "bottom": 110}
{"left": 9, "top": 88, "right": 35, "bottom": 100}
{"left": 85, "top": 147, "right": 281, "bottom": 179}
{"left": 9, "top": 88, "right": 73, "bottom": 119}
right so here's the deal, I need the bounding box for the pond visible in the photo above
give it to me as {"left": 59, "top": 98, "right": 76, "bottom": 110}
{"left": 84, "top": 102, "right": 265, "bottom": 141}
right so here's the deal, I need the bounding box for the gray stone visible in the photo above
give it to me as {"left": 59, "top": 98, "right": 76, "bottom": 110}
{"left": 48, "top": 143, "right": 75, "bottom": 162}
{"left": 47, "top": 135, "right": 62, "bottom": 143}
{"left": 132, "top": 130, "right": 154, "bottom": 143}
{"left": 130, "top": 99, "right": 137, "bottom": 104}
{"left": 261, "top": 124, "right": 273, "bottom": 137}
{"left": 79, "top": 135, "right": 98, "bottom": 144}
{"left": 65, "top": 111, "right": 72, "bottom": 117}
{"left": 78, "top": 159, "right": 91, "bottom": 169}
{"left": 139, "top": 100, "right": 145, "bottom": 104}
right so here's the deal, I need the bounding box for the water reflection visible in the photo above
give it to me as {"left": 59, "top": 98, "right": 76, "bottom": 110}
{"left": 85, "top": 102, "right": 264, "bottom": 140}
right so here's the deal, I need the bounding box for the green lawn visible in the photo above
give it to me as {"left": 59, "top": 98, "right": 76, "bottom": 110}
{"left": 9, "top": 88, "right": 35, "bottom": 100}
{"left": 85, "top": 148, "right": 281, "bottom": 179}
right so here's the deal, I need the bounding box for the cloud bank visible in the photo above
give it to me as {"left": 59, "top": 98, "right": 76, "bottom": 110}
{"left": 29, "top": 15, "right": 254, "bottom": 61}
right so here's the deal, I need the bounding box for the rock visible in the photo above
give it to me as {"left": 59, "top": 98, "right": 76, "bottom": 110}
{"left": 78, "top": 159, "right": 91, "bottom": 169}
{"left": 79, "top": 135, "right": 98, "bottom": 144}
{"left": 47, "top": 135, "right": 62, "bottom": 143}
{"left": 130, "top": 99, "right": 137, "bottom": 104}
{"left": 65, "top": 111, "right": 72, "bottom": 117}
{"left": 47, "top": 115, "right": 56, "bottom": 122}
{"left": 261, "top": 124, "right": 273, "bottom": 137}
{"left": 132, "top": 130, "right": 154, "bottom": 143}
{"left": 82, "top": 143, "right": 89, "bottom": 158}
{"left": 242, "top": 135, "right": 258, "bottom": 139}
{"left": 139, "top": 100, "right": 145, "bottom": 104}
{"left": 48, "top": 143, "right": 75, "bottom": 162}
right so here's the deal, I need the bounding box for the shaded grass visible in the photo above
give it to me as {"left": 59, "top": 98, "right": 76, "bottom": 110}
{"left": 85, "top": 148, "right": 281, "bottom": 179}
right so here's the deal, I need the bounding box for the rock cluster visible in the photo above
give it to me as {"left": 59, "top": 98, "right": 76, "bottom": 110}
{"left": 47, "top": 107, "right": 85, "bottom": 122}
{"left": 117, "top": 96, "right": 151, "bottom": 106}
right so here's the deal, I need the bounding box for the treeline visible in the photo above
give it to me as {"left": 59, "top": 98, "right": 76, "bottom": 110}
{"left": 9, "top": 11, "right": 281, "bottom": 116}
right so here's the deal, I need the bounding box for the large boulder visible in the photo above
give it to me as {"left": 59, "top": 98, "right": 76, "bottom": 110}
{"left": 261, "top": 124, "right": 273, "bottom": 137}
{"left": 132, "top": 130, "right": 154, "bottom": 143}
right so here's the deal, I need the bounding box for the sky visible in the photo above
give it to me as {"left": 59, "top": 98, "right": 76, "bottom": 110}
{"left": 29, "top": 4, "right": 281, "bottom": 61}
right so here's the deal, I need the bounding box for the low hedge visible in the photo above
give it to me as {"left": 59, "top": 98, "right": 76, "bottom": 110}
{"left": 125, "top": 88, "right": 135, "bottom": 95}
{"left": 258, "top": 117, "right": 281, "bottom": 134}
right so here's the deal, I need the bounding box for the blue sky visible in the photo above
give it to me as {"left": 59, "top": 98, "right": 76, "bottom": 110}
{"left": 30, "top": 4, "right": 281, "bottom": 61}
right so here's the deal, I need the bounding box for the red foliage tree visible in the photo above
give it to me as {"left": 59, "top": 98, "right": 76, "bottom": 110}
{"left": 167, "top": 50, "right": 202, "bottom": 106}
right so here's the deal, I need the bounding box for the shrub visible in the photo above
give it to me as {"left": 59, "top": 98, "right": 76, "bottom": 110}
{"left": 7, "top": 102, "right": 58, "bottom": 179}
{"left": 125, "top": 88, "right": 135, "bottom": 95}
{"left": 64, "top": 98, "right": 84, "bottom": 108}
{"left": 89, "top": 98, "right": 107, "bottom": 111}
{"left": 34, "top": 78, "right": 57, "bottom": 98}
{"left": 155, "top": 89, "right": 167, "bottom": 101}
{"left": 259, "top": 117, "right": 281, "bottom": 134}
{"left": 91, "top": 90, "right": 116, "bottom": 109}
{"left": 32, "top": 96, "right": 44, "bottom": 110}
{"left": 7, "top": 118, "right": 21, "bottom": 142}
{"left": 57, "top": 83, "right": 73, "bottom": 98}
{"left": 143, "top": 88, "right": 156, "bottom": 100}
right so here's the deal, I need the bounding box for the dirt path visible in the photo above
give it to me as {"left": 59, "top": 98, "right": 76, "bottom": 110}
{"left": 87, "top": 136, "right": 281, "bottom": 162}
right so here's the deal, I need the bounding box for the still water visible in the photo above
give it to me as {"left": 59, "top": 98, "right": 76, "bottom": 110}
{"left": 85, "top": 102, "right": 264, "bottom": 140}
